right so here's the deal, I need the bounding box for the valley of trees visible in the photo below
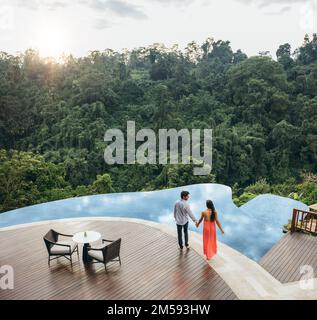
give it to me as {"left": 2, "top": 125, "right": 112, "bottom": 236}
{"left": 0, "top": 34, "right": 317, "bottom": 212}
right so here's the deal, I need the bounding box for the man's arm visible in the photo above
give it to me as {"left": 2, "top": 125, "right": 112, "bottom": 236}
{"left": 185, "top": 203, "right": 197, "bottom": 223}
{"left": 174, "top": 203, "right": 177, "bottom": 221}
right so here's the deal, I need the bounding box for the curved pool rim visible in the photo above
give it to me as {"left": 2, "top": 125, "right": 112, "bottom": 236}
{"left": 0, "top": 183, "right": 309, "bottom": 262}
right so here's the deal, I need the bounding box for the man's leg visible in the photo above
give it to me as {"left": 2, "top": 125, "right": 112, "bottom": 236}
{"left": 177, "top": 224, "right": 183, "bottom": 248}
{"left": 184, "top": 222, "right": 189, "bottom": 247}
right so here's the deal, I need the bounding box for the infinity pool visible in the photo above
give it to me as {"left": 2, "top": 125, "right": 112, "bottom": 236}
{"left": 0, "top": 183, "right": 309, "bottom": 261}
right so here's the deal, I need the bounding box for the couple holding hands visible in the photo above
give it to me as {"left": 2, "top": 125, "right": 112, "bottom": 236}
{"left": 174, "top": 191, "right": 225, "bottom": 261}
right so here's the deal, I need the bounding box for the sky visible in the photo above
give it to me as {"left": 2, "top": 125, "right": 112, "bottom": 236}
{"left": 0, "top": 0, "right": 316, "bottom": 59}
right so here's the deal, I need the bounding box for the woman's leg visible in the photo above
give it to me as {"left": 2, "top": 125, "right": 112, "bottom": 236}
{"left": 203, "top": 222, "right": 212, "bottom": 260}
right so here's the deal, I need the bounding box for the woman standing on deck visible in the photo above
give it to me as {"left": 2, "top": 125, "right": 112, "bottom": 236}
{"left": 196, "top": 200, "right": 225, "bottom": 261}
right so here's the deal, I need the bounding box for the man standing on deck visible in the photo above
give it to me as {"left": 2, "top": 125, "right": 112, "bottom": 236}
{"left": 174, "top": 191, "right": 198, "bottom": 250}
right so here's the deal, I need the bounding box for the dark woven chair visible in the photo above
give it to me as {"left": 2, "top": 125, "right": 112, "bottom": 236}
{"left": 43, "top": 229, "right": 79, "bottom": 267}
{"left": 87, "top": 238, "right": 122, "bottom": 272}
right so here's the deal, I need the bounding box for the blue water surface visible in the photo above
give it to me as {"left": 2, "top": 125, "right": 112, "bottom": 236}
{"left": 0, "top": 183, "right": 309, "bottom": 261}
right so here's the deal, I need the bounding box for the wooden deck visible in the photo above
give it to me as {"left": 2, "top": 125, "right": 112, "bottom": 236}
{"left": 0, "top": 219, "right": 237, "bottom": 300}
{"left": 259, "top": 232, "right": 317, "bottom": 283}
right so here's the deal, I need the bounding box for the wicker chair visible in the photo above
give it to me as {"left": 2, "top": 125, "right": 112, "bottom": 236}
{"left": 87, "top": 238, "right": 122, "bottom": 272}
{"left": 43, "top": 229, "right": 79, "bottom": 267}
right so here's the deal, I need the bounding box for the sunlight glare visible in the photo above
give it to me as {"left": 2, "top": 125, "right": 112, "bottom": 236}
{"left": 36, "top": 25, "right": 66, "bottom": 60}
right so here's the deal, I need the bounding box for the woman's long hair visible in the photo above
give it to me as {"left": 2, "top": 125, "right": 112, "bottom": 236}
{"left": 206, "top": 200, "right": 216, "bottom": 221}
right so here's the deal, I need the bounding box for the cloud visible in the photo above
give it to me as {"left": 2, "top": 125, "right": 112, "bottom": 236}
{"left": 13, "top": 0, "right": 68, "bottom": 10}
{"left": 90, "top": 0, "right": 147, "bottom": 19}
{"left": 279, "top": 6, "right": 292, "bottom": 13}
{"left": 14, "top": 0, "right": 38, "bottom": 10}
{"left": 93, "top": 18, "right": 113, "bottom": 29}
{"left": 236, "top": 0, "right": 310, "bottom": 8}
{"left": 11, "top": 0, "right": 147, "bottom": 19}
{"left": 150, "top": 0, "right": 193, "bottom": 4}
{"left": 236, "top": 0, "right": 311, "bottom": 15}
{"left": 47, "top": 1, "right": 68, "bottom": 10}
{"left": 264, "top": 5, "right": 292, "bottom": 15}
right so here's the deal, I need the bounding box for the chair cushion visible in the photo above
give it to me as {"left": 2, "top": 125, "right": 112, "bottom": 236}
{"left": 91, "top": 243, "right": 106, "bottom": 250}
{"left": 88, "top": 249, "right": 104, "bottom": 261}
{"left": 51, "top": 240, "right": 77, "bottom": 255}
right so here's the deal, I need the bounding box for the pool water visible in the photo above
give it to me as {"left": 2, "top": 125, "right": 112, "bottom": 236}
{"left": 0, "top": 183, "right": 309, "bottom": 261}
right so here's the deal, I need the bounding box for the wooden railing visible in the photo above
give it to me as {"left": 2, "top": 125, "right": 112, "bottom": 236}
{"left": 291, "top": 208, "right": 317, "bottom": 235}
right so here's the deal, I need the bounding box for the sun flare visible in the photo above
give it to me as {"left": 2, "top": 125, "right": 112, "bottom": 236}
{"left": 36, "top": 25, "right": 66, "bottom": 59}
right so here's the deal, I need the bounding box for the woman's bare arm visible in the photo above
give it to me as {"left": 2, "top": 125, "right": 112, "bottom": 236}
{"left": 196, "top": 212, "right": 204, "bottom": 227}
{"left": 215, "top": 211, "right": 225, "bottom": 234}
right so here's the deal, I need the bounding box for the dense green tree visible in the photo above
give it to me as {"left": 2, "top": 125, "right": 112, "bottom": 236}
{"left": 0, "top": 149, "right": 67, "bottom": 211}
{"left": 0, "top": 35, "right": 316, "bottom": 212}
{"left": 92, "top": 174, "right": 114, "bottom": 194}
{"left": 276, "top": 43, "right": 294, "bottom": 72}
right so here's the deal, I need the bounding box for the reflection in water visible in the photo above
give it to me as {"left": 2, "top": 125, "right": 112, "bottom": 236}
{"left": 0, "top": 183, "right": 309, "bottom": 261}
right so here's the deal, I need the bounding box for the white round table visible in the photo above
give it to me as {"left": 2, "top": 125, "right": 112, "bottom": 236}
{"left": 73, "top": 231, "right": 101, "bottom": 263}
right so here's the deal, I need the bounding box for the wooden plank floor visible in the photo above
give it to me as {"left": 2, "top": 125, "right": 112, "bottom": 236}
{"left": 0, "top": 220, "right": 237, "bottom": 300}
{"left": 259, "top": 232, "right": 317, "bottom": 283}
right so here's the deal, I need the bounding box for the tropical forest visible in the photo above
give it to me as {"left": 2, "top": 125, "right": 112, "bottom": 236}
{"left": 1, "top": 34, "right": 317, "bottom": 213}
